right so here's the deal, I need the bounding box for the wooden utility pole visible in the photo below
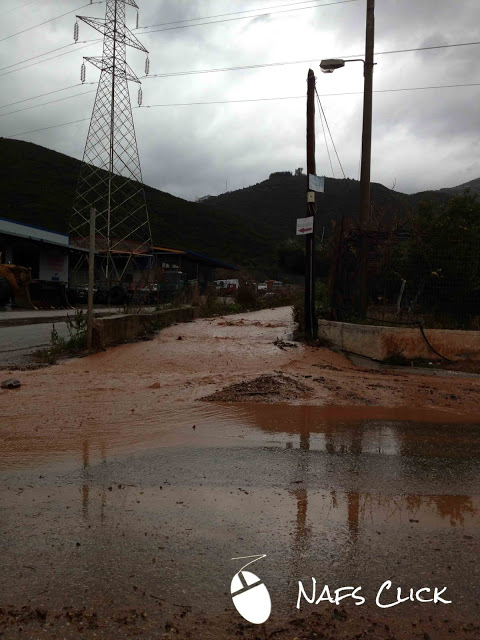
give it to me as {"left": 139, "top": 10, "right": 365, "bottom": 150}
{"left": 358, "top": 0, "right": 375, "bottom": 316}
{"left": 87, "top": 207, "right": 96, "bottom": 350}
{"left": 304, "top": 69, "right": 317, "bottom": 340}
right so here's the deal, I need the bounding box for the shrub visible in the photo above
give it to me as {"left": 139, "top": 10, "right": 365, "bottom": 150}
{"left": 235, "top": 285, "right": 259, "bottom": 309}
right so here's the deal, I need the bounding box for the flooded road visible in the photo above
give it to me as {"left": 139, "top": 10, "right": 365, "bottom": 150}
{"left": 2, "top": 403, "right": 480, "bottom": 639}
{"left": 1, "top": 309, "right": 480, "bottom": 638}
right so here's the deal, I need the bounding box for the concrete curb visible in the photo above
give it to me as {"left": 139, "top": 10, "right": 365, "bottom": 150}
{"left": 318, "top": 319, "right": 480, "bottom": 361}
{"left": 0, "top": 311, "right": 118, "bottom": 329}
{"left": 92, "top": 306, "right": 199, "bottom": 349}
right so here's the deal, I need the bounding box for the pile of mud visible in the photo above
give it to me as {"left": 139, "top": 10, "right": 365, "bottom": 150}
{"left": 200, "top": 373, "right": 312, "bottom": 403}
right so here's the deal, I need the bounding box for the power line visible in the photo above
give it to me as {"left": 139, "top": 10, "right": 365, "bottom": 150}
{"left": 3, "top": 37, "right": 477, "bottom": 81}
{"left": 0, "top": 87, "right": 97, "bottom": 118}
{"left": 141, "top": 96, "right": 305, "bottom": 108}
{"left": 143, "top": 41, "right": 480, "bottom": 80}
{"left": 315, "top": 88, "right": 346, "bottom": 179}
{"left": 0, "top": 43, "right": 76, "bottom": 73}
{"left": 374, "top": 40, "right": 480, "bottom": 56}
{"left": 139, "top": 0, "right": 359, "bottom": 36}
{"left": 4, "top": 82, "right": 480, "bottom": 139}
{"left": 317, "top": 92, "right": 335, "bottom": 177}
{"left": 138, "top": 81, "right": 480, "bottom": 106}
{"left": 0, "top": 41, "right": 99, "bottom": 78}
{"left": 0, "top": 2, "right": 102, "bottom": 43}
{"left": 0, "top": 82, "right": 96, "bottom": 110}
{"left": 5, "top": 0, "right": 42, "bottom": 14}
{"left": 2, "top": 37, "right": 476, "bottom": 110}
{"left": 6, "top": 117, "right": 91, "bottom": 138}
{"left": 322, "top": 81, "right": 480, "bottom": 96}
{"left": 135, "top": 0, "right": 356, "bottom": 30}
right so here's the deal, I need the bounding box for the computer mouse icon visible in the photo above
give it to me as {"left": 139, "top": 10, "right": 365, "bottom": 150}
{"left": 231, "top": 569, "right": 271, "bottom": 624}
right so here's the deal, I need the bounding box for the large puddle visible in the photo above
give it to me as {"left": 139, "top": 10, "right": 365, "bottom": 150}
{"left": 2, "top": 402, "right": 480, "bottom": 469}
{"left": 1, "top": 403, "right": 480, "bottom": 628}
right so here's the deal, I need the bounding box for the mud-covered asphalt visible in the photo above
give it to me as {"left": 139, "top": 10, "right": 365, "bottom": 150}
{"left": 1, "top": 307, "right": 480, "bottom": 639}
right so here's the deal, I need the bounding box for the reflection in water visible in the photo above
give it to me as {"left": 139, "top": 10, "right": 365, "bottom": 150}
{"left": 81, "top": 438, "right": 108, "bottom": 525}
{"left": 4, "top": 400, "right": 480, "bottom": 470}
{"left": 82, "top": 439, "right": 90, "bottom": 519}
{"left": 290, "top": 407, "right": 311, "bottom": 561}
{"left": 261, "top": 405, "right": 480, "bottom": 580}
{"left": 405, "top": 494, "right": 477, "bottom": 527}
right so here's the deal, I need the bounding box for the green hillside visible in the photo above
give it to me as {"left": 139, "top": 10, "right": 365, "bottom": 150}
{"left": 440, "top": 177, "right": 480, "bottom": 196}
{"left": 203, "top": 172, "right": 452, "bottom": 238}
{"left": 0, "top": 138, "right": 456, "bottom": 276}
{"left": 0, "top": 138, "right": 274, "bottom": 272}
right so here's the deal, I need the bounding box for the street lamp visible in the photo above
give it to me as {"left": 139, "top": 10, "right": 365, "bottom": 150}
{"left": 320, "top": 58, "right": 364, "bottom": 72}
{"left": 319, "top": 58, "right": 345, "bottom": 73}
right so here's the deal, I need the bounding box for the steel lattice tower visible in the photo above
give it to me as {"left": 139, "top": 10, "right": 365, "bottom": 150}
{"left": 70, "top": 0, "right": 151, "bottom": 280}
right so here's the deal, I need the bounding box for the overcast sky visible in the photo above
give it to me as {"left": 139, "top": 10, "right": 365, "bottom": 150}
{"left": 1, "top": 0, "right": 479, "bottom": 200}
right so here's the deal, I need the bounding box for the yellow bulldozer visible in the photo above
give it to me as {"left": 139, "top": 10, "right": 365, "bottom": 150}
{"left": 0, "top": 264, "right": 71, "bottom": 309}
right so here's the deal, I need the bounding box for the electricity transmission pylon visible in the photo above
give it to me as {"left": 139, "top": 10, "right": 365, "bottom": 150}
{"left": 70, "top": 0, "right": 151, "bottom": 283}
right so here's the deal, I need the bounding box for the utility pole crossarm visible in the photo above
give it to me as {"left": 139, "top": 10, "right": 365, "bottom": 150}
{"left": 84, "top": 56, "right": 142, "bottom": 82}
{"left": 77, "top": 15, "right": 149, "bottom": 53}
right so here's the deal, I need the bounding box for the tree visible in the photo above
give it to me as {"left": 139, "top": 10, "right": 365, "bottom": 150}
{"left": 399, "top": 192, "right": 480, "bottom": 323}
{"left": 295, "top": 167, "right": 304, "bottom": 176}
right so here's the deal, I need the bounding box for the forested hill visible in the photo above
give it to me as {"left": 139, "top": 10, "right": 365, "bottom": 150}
{"left": 0, "top": 138, "right": 275, "bottom": 272}
{"left": 202, "top": 171, "right": 453, "bottom": 241}
{"left": 1, "top": 139, "right": 463, "bottom": 274}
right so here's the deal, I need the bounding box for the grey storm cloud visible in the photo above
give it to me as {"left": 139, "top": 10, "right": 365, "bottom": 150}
{"left": 0, "top": 0, "right": 479, "bottom": 201}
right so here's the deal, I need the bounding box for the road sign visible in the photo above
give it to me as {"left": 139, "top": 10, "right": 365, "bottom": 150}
{"left": 309, "top": 174, "right": 325, "bottom": 193}
{"left": 296, "top": 216, "right": 314, "bottom": 235}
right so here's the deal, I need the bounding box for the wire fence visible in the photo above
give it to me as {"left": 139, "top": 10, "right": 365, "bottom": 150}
{"left": 327, "top": 200, "right": 480, "bottom": 330}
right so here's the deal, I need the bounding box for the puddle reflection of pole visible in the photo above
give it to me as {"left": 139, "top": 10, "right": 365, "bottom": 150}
{"left": 324, "top": 422, "right": 364, "bottom": 542}
{"left": 289, "top": 407, "right": 312, "bottom": 575}
{"left": 81, "top": 438, "right": 108, "bottom": 524}
{"left": 347, "top": 427, "right": 363, "bottom": 541}
{"left": 100, "top": 441, "right": 107, "bottom": 525}
{"left": 82, "top": 439, "right": 90, "bottom": 519}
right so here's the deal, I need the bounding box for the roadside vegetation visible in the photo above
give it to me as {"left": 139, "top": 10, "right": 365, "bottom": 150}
{"left": 34, "top": 311, "right": 87, "bottom": 364}
{"left": 324, "top": 192, "right": 480, "bottom": 329}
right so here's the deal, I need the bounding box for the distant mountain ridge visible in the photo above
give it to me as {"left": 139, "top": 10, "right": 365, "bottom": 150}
{"left": 0, "top": 138, "right": 474, "bottom": 274}
{"left": 440, "top": 177, "right": 480, "bottom": 196}
{"left": 0, "top": 138, "right": 275, "bottom": 272}
{"left": 202, "top": 171, "right": 454, "bottom": 239}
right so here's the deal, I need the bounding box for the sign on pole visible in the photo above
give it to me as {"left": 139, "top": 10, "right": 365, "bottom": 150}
{"left": 296, "top": 216, "right": 314, "bottom": 235}
{"left": 308, "top": 174, "right": 325, "bottom": 193}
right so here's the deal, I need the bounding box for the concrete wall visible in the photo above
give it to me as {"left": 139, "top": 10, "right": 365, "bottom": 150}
{"left": 318, "top": 319, "right": 480, "bottom": 361}
{"left": 92, "top": 306, "right": 198, "bottom": 349}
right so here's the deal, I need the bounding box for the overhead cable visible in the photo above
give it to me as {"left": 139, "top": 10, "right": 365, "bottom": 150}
{"left": 0, "top": 2, "right": 103, "bottom": 43}
{"left": 135, "top": 0, "right": 359, "bottom": 30}
{"left": 0, "top": 83, "right": 96, "bottom": 110}
{"left": 0, "top": 41, "right": 100, "bottom": 78}
{"left": 139, "top": 0, "right": 360, "bottom": 36}
{"left": 315, "top": 88, "right": 346, "bottom": 179}
{"left": 5, "top": 0, "right": 42, "bottom": 14}
{"left": 4, "top": 82, "right": 480, "bottom": 138}
{"left": 0, "top": 88, "right": 97, "bottom": 118}
{"left": 143, "top": 41, "right": 480, "bottom": 80}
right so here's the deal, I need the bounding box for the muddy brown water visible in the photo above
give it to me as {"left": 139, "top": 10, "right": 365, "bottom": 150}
{"left": 1, "top": 308, "right": 480, "bottom": 638}
{"left": 1, "top": 401, "right": 480, "bottom": 638}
